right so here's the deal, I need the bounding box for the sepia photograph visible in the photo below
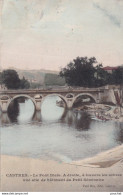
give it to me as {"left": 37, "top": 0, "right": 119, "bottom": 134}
{"left": 0, "top": 0, "right": 123, "bottom": 192}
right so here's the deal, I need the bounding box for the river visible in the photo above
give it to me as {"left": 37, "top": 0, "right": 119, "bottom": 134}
{"left": 0, "top": 96, "right": 123, "bottom": 163}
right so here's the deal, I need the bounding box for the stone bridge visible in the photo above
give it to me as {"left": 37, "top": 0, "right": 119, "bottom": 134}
{"left": 0, "top": 87, "right": 120, "bottom": 112}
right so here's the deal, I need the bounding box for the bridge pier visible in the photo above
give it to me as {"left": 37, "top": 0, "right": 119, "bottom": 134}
{"left": 0, "top": 100, "right": 8, "bottom": 113}
{"left": 32, "top": 111, "right": 42, "bottom": 122}
{"left": 35, "top": 99, "right": 42, "bottom": 111}
{"left": 66, "top": 98, "right": 74, "bottom": 109}
{"left": 0, "top": 113, "right": 10, "bottom": 124}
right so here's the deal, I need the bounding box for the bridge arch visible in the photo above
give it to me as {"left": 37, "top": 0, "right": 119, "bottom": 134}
{"left": 73, "top": 93, "right": 97, "bottom": 107}
{"left": 6, "top": 94, "right": 37, "bottom": 112}
{"left": 41, "top": 93, "right": 67, "bottom": 108}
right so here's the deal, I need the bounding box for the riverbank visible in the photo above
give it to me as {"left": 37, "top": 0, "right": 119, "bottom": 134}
{"left": 1, "top": 144, "right": 123, "bottom": 192}
{"left": 74, "top": 103, "right": 123, "bottom": 122}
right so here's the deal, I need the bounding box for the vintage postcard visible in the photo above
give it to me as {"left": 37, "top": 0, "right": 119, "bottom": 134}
{"left": 0, "top": 0, "right": 123, "bottom": 192}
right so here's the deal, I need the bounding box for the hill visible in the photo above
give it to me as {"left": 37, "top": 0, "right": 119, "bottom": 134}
{"left": 5, "top": 68, "right": 65, "bottom": 87}
{"left": 44, "top": 73, "right": 65, "bottom": 86}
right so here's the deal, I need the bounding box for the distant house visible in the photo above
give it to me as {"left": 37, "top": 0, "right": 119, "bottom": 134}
{"left": 103, "top": 66, "right": 118, "bottom": 74}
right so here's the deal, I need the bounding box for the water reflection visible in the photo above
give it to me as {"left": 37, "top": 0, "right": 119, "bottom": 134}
{"left": 32, "top": 111, "right": 42, "bottom": 123}
{"left": 8, "top": 99, "right": 19, "bottom": 123}
{"left": 0, "top": 112, "right": 11, "bottom": 125}
{"left": 59, "top": 110, "right": 91, "bottom": 131}
{"left": 41, "top": 96, "right": 65, "bottom": 122}
{"left": 0, "top": 102, "right": 91, "bottom": 132}
{"left": 0, "top": 98, "right": 123, "bottom": 161}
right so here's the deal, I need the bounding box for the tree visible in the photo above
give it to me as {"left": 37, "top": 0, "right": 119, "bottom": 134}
{"left": 59, "top": 57, "right": 97, "bottom": 87}
{"left": 20, "top": 76, "right": 30, "bottom": 89}
{"left": 112, "top": 67, "right": 123, "bottom": 85}
{"left": 95, "top": 64, "right": 111, "bottom": 86}
{"left": 1, "top": 69, "right": 20, "bottom": 89}
{"left": 1, "top": 69, "right": 31, "bottom": 89}
{"left": 0, "top": 72, "right": 2, "bottom": 84}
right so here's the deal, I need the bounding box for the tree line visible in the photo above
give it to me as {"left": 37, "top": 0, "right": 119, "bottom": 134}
{"left": 59, "top": 56, "right": 123, "bottom": 87}
{"left": 0, "top": 57, "right": 123, "bottom": 89}
{"left": 0, "top": 69, "right": 30, "bottom": 89}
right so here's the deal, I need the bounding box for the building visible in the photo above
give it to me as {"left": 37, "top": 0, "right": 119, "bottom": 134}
{"left": 103, "top": 66, "right": 118, "bottom": 74}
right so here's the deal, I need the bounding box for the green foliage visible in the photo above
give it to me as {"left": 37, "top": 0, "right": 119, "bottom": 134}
{"left": 1, "top": 69, "right": 30, "bottom": 89}
{"left": 60, "top": 57, "right": 97, "bottom": 87}
{"left": 0, "top": 72, "right": 2, "bottom": 84}
{"left": 111, "top": 67, "right": 123, "bottom": 85}
{"left": 1, "top": 69, "right": 21, "bottom": 89}
{"left": 45, "top": 73, "right": 65, "bottom": 86}
{"left": 59, "top": 56, "right": 122, "bottom": 87}
{"left": 95, "top": 64, "right": 111, "bottom": 86}
{"left": 20, "top": 77, "right": 30, "bottom": 89}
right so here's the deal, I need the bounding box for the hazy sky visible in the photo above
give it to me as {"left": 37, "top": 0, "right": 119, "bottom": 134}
{"left": 0, "top": 0, "right": 123, "bottom": 70}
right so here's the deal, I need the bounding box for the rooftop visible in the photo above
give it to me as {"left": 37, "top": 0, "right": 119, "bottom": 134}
{"left": 103, "top": 66, "right": 118, "bottom": 70}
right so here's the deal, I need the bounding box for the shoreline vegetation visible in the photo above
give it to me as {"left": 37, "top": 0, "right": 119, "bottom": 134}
{"left": 73, "top": 103, "right": 123, "bottom": 122}
{"left": 56, "top": 100, "right": 123, "bottom": 122}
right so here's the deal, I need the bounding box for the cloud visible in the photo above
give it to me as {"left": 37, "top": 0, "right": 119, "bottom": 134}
{"left": 93, "top": 3, "right": 121, "bottom": 27}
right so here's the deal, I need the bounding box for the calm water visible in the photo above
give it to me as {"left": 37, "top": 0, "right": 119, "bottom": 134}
{"left": 0, "top": 96, "right": 123, "bottom": 162}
